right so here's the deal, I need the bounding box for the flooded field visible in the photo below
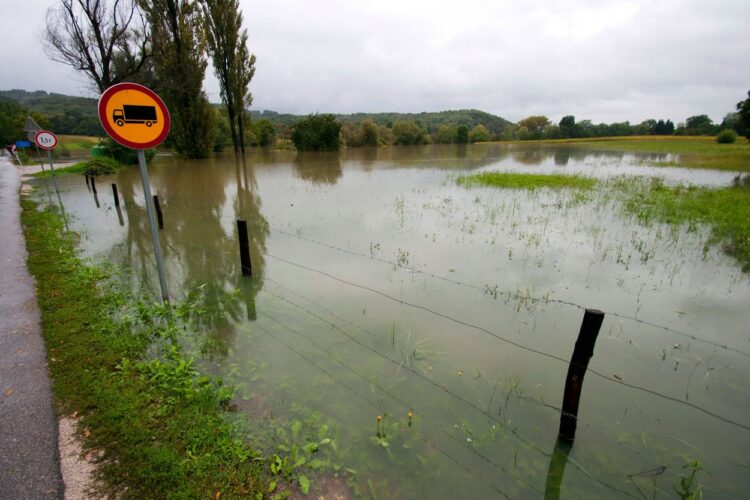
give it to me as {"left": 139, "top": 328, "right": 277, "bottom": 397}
{"left": 33, "top": 144, "right": 749, "bottom": 498}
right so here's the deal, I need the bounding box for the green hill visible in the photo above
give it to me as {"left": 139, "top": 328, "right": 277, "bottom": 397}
{"left": 2, "top": 89, "right": 514, "bottom": 138}
{"left": 252, "top": 109, "right": 513, "bottom": 135}
{"left": 0, "top": 89, "right": 103, "bottom": 136}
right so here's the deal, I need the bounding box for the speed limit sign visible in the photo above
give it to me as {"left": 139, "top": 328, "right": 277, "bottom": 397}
{"left": 34, "top": 130, "right": 58, "bottom": 150}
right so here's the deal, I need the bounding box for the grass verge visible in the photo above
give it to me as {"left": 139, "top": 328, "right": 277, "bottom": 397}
{"left": 21, "top": 199, "right": 269, "bottom": 498}
{"left": 33, "top": 157, "right": 123, "bottom": 178}
{"left": 457, "top": 171, "right": 597, "bottom": 190}
{"left": 620, "top": 176, "right": 750, "bottom": 271}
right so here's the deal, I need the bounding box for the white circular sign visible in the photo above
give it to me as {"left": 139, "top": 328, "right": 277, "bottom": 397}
{"left": 34, "top": 130, "right": 58, "bottom": 150}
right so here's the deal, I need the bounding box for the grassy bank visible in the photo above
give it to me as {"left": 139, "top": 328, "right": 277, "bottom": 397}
{"left": 21, "top": 199, "right": 269, "bottom": 498}
{"left": 503, "top": 136, "right": 750, "bottom": 172}
{"left": 32, "top": 157, "right": 123, "bottom": 178}
{"left": 621, "top": 176, "right": 750, "bottom": 271}
{"left": 457, "top": 171, "right": 597, "bottom": 190}
{"left": 457, "top": 171, "right": 750, "bottom": 271}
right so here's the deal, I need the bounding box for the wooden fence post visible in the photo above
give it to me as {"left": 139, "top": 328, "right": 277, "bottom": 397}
{"left": 112, "top": 184, "right": 120, "bottom": 207}
{"left": 559, "top": 309, "right": 605, "bottom": 443}
{"left": 153, "top": 195, "right": 164, "bottom": 229}
{"left": 236, "top": 219, "right": 252, "bottom": 276}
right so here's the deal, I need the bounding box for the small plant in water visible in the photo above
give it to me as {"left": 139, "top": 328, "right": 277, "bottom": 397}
{"left": 396, "top": 248, "right": 410, "bottom": 266}
{"left": 674, "top": 460, "right": 705, "bottom": 499}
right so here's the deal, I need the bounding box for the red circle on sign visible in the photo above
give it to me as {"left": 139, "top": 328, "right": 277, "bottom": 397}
{"left": 98, "top": 82, "right": 171, "bottom": 150}
{"left": 34, "top": 130, "right": 58, "bottom": 150}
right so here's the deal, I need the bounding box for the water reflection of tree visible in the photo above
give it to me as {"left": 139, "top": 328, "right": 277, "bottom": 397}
{"left": 234, "top": 157, "right": 269, "bottom": 325}
{"left": 553, "top": 148, "right": 570, "bottom": 166}
{"left": 511, "top": 146, "right": 548, "bottom": 165}
{"left": 344, "top": 146, "right": 378, "bottom": 172}
{"left": 293, "top": 151, "right": 343, "bottom": 185}
{"left": 116, "top": 157, "right": 267, "bottom": 360}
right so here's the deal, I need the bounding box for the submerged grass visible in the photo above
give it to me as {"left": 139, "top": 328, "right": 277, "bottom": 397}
{"left": 620, "top": 175, "right": 750, "bottom": 271}
{"left": 21, "top": 199, "right": 269, "bottom": 498}
{"left": 457, "top": 172, "right": 597, "bottom": 190}
{"left": 457, "top": 168, "right": 750, "bottom": 271}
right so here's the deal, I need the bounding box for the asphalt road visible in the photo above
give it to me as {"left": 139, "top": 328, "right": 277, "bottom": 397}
{"left": 0, "top": 158, "right": 63, "bottom": 498}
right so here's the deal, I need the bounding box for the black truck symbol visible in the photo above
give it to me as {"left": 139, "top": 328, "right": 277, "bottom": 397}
{"left": 113, "top": 105, "right": 158, "bottom": 127}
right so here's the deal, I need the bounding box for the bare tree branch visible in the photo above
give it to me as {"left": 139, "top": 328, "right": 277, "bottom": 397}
{"left": 42, "top": 0, "right": 151, "bottom": 92}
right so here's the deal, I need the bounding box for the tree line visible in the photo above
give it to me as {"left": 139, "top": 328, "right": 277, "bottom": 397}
{"left": 500, "top": 109, "right": 749, "bottom": 141}
{"left": 286, "top": 93, "right": 750, "bottom": 151}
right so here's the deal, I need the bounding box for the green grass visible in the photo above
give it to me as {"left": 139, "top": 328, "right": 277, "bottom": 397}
{"left": 621, "top": 176, "right": 750, "bottom": 271}
{"left": 457, "top": 171, "right": 597, "bottom": 190}
{"left": 32, "top": 161, "right": 87, "bottom": 177}
{"left": 33, "top": 157, "right": 122, "bottom": 178}
{"left": 21, "top": 199, "right": 269, "bottom": 498}
{"left": 58, "top": 134, "right": 103, "bottom": 153}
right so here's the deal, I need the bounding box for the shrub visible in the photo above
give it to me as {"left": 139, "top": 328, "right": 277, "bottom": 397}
{"left": 392, "top": 120, "right": 429, "bottom": 145}
{"left": 98, "top": 138, "right": 155, "bottom": 164}
{"left": 716, "top": 129, "right": 738, "bottom": 144}
{"left": 83, "top": 157, "right": 122, "bottom": 176}
{"left": 291, "top": 114, "right": 341, "bottom": 151}
{"left": 469, "top": 124, "right": 491, "bottom": 143}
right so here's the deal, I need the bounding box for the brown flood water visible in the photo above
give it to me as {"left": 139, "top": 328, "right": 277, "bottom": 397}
{"left": 34, "top": 144, "right": 750, "bottom": 498}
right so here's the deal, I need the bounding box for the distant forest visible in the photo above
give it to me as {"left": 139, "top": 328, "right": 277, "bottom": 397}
{"left": 1, "top": 89, "right": 101, "bottom": 137}
{"left": 2, "top": 89, "right": 747, "bottom": 148}
{"left": 0, "top": 89, "right": 512, "bottom": 141}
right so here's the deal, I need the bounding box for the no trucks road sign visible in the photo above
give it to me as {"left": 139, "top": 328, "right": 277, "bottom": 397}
{"left": 98, "top": 82, "right": 170, "bottom": 149}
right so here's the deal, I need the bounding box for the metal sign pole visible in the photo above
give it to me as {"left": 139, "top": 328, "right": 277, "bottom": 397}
{"left": 32, "top": 143, "right": 55, "bottom": 205}
{"left": 137, "top": 149, "right": 169, "bottom": 302}
{"left": 34, "top": 144, "right": 48, "bottom": 174}
{"left": 46, "top": 150, "right": 69, "bottom": 231}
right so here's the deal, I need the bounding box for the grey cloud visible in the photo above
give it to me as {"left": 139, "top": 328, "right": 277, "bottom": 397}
{"left": 2, "top": 0, "right": 748, "bottom": 124}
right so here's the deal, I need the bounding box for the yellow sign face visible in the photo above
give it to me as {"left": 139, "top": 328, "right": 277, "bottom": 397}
{"left": 98, "top": 83, "right": 170, "bottom": 149}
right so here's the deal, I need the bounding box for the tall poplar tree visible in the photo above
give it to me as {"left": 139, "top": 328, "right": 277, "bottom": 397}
{"left": 201, "top": 0, "right": 256, "bottom": 154}
{"left": 138, "top": 0, "right": 215, "bottom": 158}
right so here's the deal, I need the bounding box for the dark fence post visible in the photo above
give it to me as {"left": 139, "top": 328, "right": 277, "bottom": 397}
{"left": 237, "top": 219, "right": 252, "bottom": 276}
{"left": 559, "top": 309, "right": 605, "bottom": 443}
{"left": 153, "top": 195, "right": 164, "bottom": 229}
{"left": 112, "top": 184, "right": 120, "bottom": 207}
{"left": 90, "top": 175, "right": 97, "bottom": 194}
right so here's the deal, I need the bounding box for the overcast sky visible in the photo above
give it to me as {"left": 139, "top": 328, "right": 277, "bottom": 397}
{"left": 2, "top": 0, "right": 749, "bottom": 124}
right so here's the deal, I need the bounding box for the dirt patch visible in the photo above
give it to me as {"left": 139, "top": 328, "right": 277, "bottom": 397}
{"left": 58, "top": 415, "right": 107, "bottom": 499}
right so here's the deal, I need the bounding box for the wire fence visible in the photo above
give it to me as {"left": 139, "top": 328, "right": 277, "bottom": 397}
{"left": 163, "top": 194, "right": 750, "bottom": 359}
